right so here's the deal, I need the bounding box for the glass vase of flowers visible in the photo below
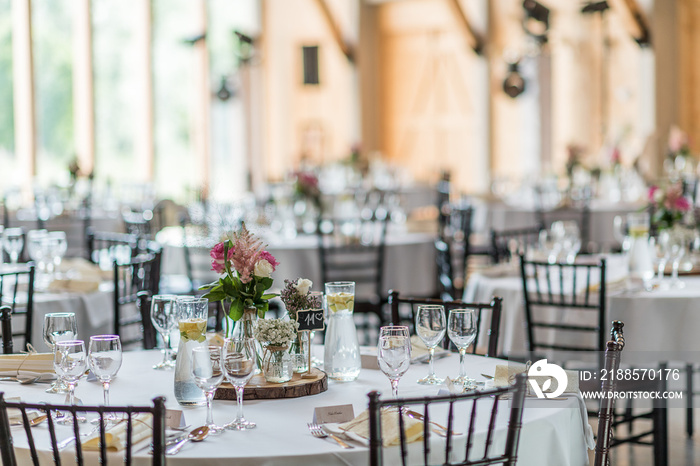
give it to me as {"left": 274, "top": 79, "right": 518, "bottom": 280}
{"left": 200, "top": 223, "right": 279, "bottom": 371}
{"left": 254, "top": 318, "right": 299, "bottom": 383}
{"left": 648, "top": 182, "right": 691, "bottom": 231}
{"left": 279, "top": 278, "right": 322, "bottom": 372}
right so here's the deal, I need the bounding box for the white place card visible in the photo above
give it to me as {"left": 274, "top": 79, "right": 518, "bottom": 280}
{"left": 313, "top": 404, "right": 355, "bottom": 425}
{"left": 165, "top": 409, "right": 187, "bottom": 429}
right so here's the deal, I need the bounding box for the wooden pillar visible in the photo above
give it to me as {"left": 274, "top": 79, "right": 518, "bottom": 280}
{"left": 134, "top": 0, "right": 154, "bottom": 181}
{"left": 653, "top": 0, "right": 679, "bottom": 170}
{"left": 72, "top": 0, "right": 95, "bottom": 176}
{"left": 358, "top": 0, "right": 380, "bottom": 153}
{"left": 12, "top": 0, "right": 36, "bottom": 198}
{"left": 193, "top": 0, "right": 210, "bottom": 198}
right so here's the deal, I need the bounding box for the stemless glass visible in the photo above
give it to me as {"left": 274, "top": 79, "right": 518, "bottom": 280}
{"left": 150, "top": 295, "right": 178, "bottom": 370}
{"left": 222, "top": 337, "right": 256, "bottom": 430}
{"left": 447, "top": 309, "right": 477, "bottom": 389}
{"left": 2, "top": 228, "right": 24, "bottom": 264}
{"left": 192, "top": 346, "right": 224, "bottom": 434}
{"left": 88, "top": 335, "right": 122, "bottom": 421}
{"left": 377, "top": 326, "right": 411, "bottom": 398}
{"left": 415, "top": 305, "right": 446, "bottom": 385}
{"left": 43, "top": 312, "right": 78, "bottom": 394}
{"left": 54, "top": 340, "right": 87, "bottom": 424}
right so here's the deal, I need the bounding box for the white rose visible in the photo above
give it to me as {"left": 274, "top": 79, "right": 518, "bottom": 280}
{"left": 253, "top": 259, "right": 274, "bottom": 278}
{"left": 653, "top": 189, "right": 665, "bottom": 204}
{"left": 295, "top": 278, "right": 312, "bottom": 295}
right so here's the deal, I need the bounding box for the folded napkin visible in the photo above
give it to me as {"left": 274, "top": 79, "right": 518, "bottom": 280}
{"left": 48, "top": 277, "right": 101, "bottom": 293}
{"left": 83, "top": 413, "right": 153, "bottom": 452}
{"left": 0, "top": 352, "right": 55, "bottom": 376}
{"left": 339, "top": 409, "right": 423, "bottom": 446}
{"left": 5, "top": 397, "right": 41, "bottom": 424}
{"left": 477, "top": 261, "right": 520, "bottom": 278}
{"left": 58, "top": 258, "right": 113, "bottom": 282}
{"left": 410, "top": 336, "right": 448, "bottom": 364}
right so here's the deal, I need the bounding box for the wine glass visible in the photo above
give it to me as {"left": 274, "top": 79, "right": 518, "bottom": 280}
{"left": 651, "top": 235, "right": 670, "bottom": 288}
{"left": 377, "top": 326, "right": 411, "bottom": 398}
{"left": 43, "top": 312, "right": 77, "bottom": 394}
{"left": 222, "top": 337, "right": 256, "bottom": 430}
{"left": 48, "top": 231, "right": 68, "bottom": 274}
{"left": 54, "top": 340, "right": 87, "bottom": 424}
{"left": 150, "top": 295, "right": 177, "bottom": 369}
{"left": 447, "top": 309, "right": 477, "bottom": 389}
{"left": 660, "top": 230, "right": 686, "bottom": 289}
{"left": 192, "top": 346, "right": 224, "bottom": 434}
{"left": 88, "top": 335, "right": 122, "bottom": 422}
{"left": 2, "top": 228, "right": 24, "bottom": 264}
{"left": 415, "top": 305, "right": 446, "bottom": 385}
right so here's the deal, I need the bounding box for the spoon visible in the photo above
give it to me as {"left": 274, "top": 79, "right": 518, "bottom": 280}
{"left": 166, "top": 425, "right": 209, "bottom": 455}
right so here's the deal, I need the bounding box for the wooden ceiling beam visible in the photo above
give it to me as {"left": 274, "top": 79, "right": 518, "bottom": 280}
{"left": 444, "top": 0, "right": 484, "bottom": 54}
{"left": 607, "top": 0, "right": 651, "bottom": 45}
{"left": 312, "top": 0, "right": 355, "bottom": 63}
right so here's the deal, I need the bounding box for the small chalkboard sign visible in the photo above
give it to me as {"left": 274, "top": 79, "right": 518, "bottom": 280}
{"left": 296, "top": 309, "right": 325, "bottom": 331}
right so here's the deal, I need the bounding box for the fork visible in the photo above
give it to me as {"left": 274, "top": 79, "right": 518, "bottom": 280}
{"left": 307, "top": 423, "right": 354, "bottom": 449}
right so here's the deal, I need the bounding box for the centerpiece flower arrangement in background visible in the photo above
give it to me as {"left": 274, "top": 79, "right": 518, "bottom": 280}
{"left": 254, "top": 318, "right": 299, "bottom": 383}
{"left": 293, "top": 171, "right": 322, "bottom": 209}
{"left": 280, "top": 278, "right": 322, "bottom": 372}
{"left": 200, "top": 223, "right": 279, "bottom": 337}
{"left": 648, "top": 182, "right": 691, "bottom": 231}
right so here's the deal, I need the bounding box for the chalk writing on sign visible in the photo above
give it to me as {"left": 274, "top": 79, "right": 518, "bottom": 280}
{"left": 296, "top": 309, "right": 325, "bottom": 331}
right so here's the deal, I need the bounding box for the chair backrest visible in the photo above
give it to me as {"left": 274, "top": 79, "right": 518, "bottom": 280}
{"left": 113, "top": 253, "right": 160, "bottom": 349}
{"left": 594, "top": 321, "right": 625, "bottom": 466}
{"left": 123, "top": 209, "right": 153, "bottom": 240}
{"left": 436, "top": 204, "right": 474, "bottom": 299}
{"left": 387, "top": 290, "right": 502, "bottom": 358}
{"left": 534, "top": 202, "right": 592, "bottom": 254}
{"left": 368, "top": 373, "right": 527, "bottom": 466}
{"left": 86, "top": 229, "right": 139, "bottom": 266}
{"left": 519, "top": 255, "right": 607, "bottom": 355}
{"left": 0, "top": 264, "right": 35, "bottom": 351}
{"left": 0, "top": 392, "right": 166, "bottom": 466}
{"left": 0, "top": 306, "right": 13, "bottom": 354}
{"left": 489, "top": 224, "right": 543, "bottom": 264}
{"left": 317, "top": 215, "right": 389, "bottom": 300}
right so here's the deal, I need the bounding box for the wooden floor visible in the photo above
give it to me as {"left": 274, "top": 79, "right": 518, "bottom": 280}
{"left": 587, "top": 404, "right": 700, "bottom": 466}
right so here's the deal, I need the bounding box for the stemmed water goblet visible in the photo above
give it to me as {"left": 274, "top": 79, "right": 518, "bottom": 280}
{"left": 415, "top": 305, "right": 446, "bottom": 385}
{"left": 377, "top": 326, "right": 411, "bottom": 398}
{"left": 660, "top": 229, "right": 686, "bottom": 289}
{"left": 192, "top": 346, "right": 225, "bottom": 434}
{"left": 88, "top": 335, "right": 122, "bottom": 423}
{"left": 447, "top": 309, "right": 477, "bottom": 389}
{"left": 43, "top": 312, "right": 77, "bottom": 393}
{"left": 54, "top": 340, "right": 87, "bottom": 424}
{"left": 48, "top": 231, "right": 68, "bottom": 275}
{"left": 2, "top": 228, "right": 24, "bottom": 264}
{"left": 222, "top": 337, "right": 256, "bottom": 430}
{"left": 150, "top": 295, "right": 177, "bottom": 370}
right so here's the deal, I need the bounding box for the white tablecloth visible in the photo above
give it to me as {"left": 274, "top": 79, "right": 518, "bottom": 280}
{"left": 3, "top": 349, "right": 589, "bottom": 466}
{"left": 157, "top": 226, "right": 438, "bottom": 297}
{"left": 465, "top": 263, "right": 700, "bottom": 358}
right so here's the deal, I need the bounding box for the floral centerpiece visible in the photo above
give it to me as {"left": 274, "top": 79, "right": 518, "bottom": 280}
{"left": 648, "top": 182, "right": 691, "bottom": 231}
{"left": 200, "top": 223, "right": 279, "bottom": 337}
{"left": 254, "top": 318, "right": 299, "bottom": 383}
{"left": 279, "top": 278, "right": 322, "bottom": 373}
{"left": 293, "top": 171, "right": 322, "bottom": 209}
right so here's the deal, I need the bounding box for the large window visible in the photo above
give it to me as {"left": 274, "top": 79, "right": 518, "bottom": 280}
{"left": 92, "top": 0, "right": 139, "bottom": 189}
{"left": 32, "top": 0, "right": 73, "bottom": 186}
{"left": 0, "top": 0, "right": 14, "bottom": 187}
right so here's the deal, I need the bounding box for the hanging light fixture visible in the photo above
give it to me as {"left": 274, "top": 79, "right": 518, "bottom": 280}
{"left": 503, "top": 61, "right": 526, "bottom": 98}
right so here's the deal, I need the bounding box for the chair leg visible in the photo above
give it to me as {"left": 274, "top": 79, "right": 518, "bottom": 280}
{"left": 686, "top": 363, "right": 694, "bottom": 438}
{"left": 653, "top": 405, "right": 668, "bottom": 466}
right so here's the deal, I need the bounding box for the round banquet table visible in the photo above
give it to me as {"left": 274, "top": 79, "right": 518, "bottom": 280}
{"left": 157, "top": 225, "right": 438, "bottom": 297}
{"left": 465, "top": 258, "right": 700, "bottom": 357}
{"left": 3, "top": 349, "right": 590, "bottom": 466}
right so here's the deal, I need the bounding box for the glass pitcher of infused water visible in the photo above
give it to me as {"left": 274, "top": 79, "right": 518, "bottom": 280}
{"left": 174, "top": 296, "right": 208, "bottom": 406}
{"left": 625, "top": 212, "right": 654, "bottom": 283}
{"left": 323, "top": 282, "right": 361, "bottom": 382}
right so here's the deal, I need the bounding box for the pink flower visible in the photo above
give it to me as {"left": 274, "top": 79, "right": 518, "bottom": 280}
{"left": 648, "top": 185, "right": 659, "bottom": 203}
{"left": 673, "top": 196, "right": 691, "bottom": 212}
{"left": 210, "top": 242, "right": 234, "bottom": 274}
{"left": 257, "top": 250, "right": 279, "bottom": 271}
{"left": 669, "top": 125, "right": 689, "bottom": 153}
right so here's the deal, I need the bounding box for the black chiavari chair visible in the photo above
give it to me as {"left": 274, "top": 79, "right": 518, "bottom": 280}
{"left": 113, "top": 254, "right": 160, "bottom": 349}
{"left": 0, "top": 264, "right": 35, "bottom": 351}
{"left": 367, "top": 373, "right": 527, "bottom": 466}
{"left": 0, "top": 306, "right": 13, "bottom": 354}
{"left": 489, "top": 224, "right": 544, "bottom": 264}
{"left": 0, "top": 393, "right": 166, "bottom": 465}
{"left": 86, "top": 229, "right": 139, "bottom": 266}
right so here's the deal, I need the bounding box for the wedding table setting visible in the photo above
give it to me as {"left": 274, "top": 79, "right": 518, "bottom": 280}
{"left": 0, "top": 224, "right": 593, "bottom": 466}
